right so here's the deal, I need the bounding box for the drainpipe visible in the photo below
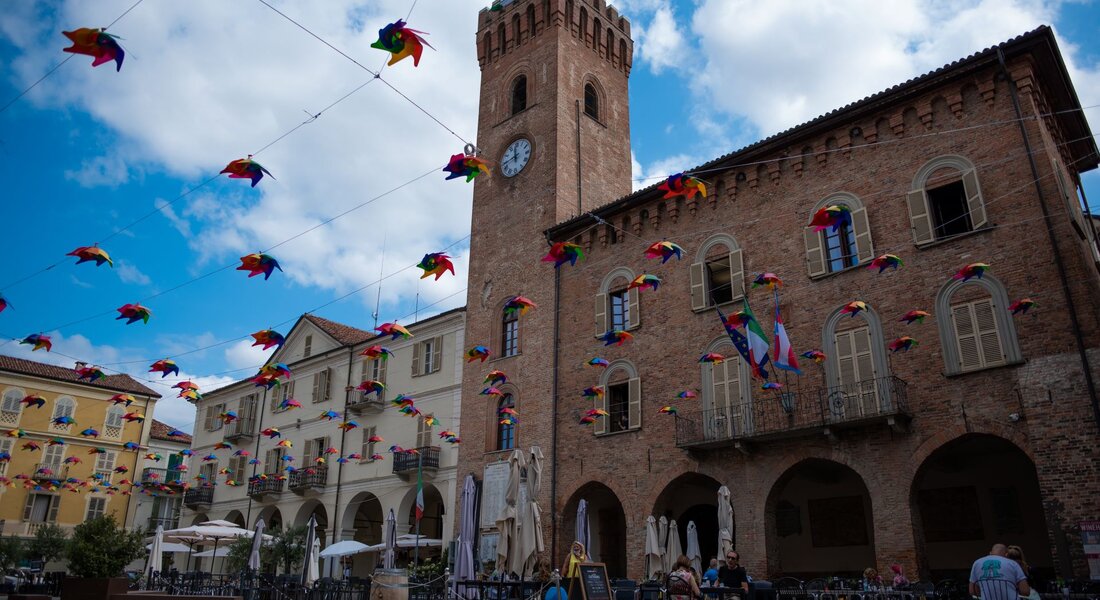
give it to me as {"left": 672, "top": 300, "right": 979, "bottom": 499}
{"left": 998, "top": 47, "right": 1100, "bottom": 435}
{"left": 331, "top": 347, "right": 355, "bottom": 576}
{"left": 244, "top": 387, "right": 269, "bottom": 526}
{"left": 575, "top": 100, "right": 583, "bottom": 215}
{"left": 548, "top": 235, "right": 561, "bottom": 568}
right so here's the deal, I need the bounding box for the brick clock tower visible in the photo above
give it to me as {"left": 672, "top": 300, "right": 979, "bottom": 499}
{"left": 457, "top": 0, "right": 632, "bottom": 567}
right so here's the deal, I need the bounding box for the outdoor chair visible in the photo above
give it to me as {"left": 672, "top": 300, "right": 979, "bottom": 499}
{"left": 804, "top": 579, "right": 828, "bottom": 600}
{"left": 666, "top": 574, "right": 694, "bottom": 600}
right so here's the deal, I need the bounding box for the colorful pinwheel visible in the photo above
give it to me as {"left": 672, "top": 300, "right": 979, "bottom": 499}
{"left": 357, "top": 380, "right": 385, "bottom": 396}
{"left": 110, "top": 394, "right": 135, "bottom": 406}
{"left": 752, "top": 273, "right": 782, "bottom": 289}
{"left": 123, "top": 442, "right": 141, "bottom": 451}
{"left": 841, "top": 301, "right": 868, "bottom": 317}
{"left": 582, "top": 386, "right": 604, "bottom": 399}
{"left": 371, "top": 19, "right": 434, "bottom": 66}
{"left": 251, "top": 329, "right": 286, "bottom": 350}
{"left": 6, "top": 429, "right": 25, "bottom": 438}
{"left": 417, "top": 253, "right": 456, "bottom": 280}
{"left": 122, "top": 412, "right": 145, "bottom": 423}
{"left": 587, "top": 358, "right": 609, "bottom": 369}
{"left": 146, "top": 452, "right": 164, "bottom": 461}
{"left": 319, "top": 411, "right": 339, "bottom": 421}
{"left": 167, "top": 429, "right": 186, "bottom": 437}
{"left": 658, "top": 406, "right": 678, "bottom": 415}
{"left": 279, "top": 398, "right": 302, "bottom": 410}
{"left": 218, "top": 411, "right": 238, "bottom": 424}
{"left": 953, "top": 263, "right": 990, "bottom": 281}
{"left": 338, "top": 421, "right": 359, "bottom": 431}
{"left": 543, "top": 242, "right": 585, "bottom": 268}
{"left": 599, "top": 330, "right": 633, "bottom": 346}
{"left": 808, "top": 204, "right": 852, "bottom": 232}
{"left": 375, "top": 322, "right": 412, "bottom": 340}
{"left": 20, "top": 394, "right": 45, "bottom": 409}
{"left": 277, "top": 440, "right": 293, "bottom": 448}
{"left": 1009, "top": 298, "right": 1036, "bottom": 315}
{"left": 62, "top": 28, "right": 125, "bottom": 71}
{"left": 76, "top": 366, "right": 106, "bottom": 381}
{"left": 52, "top": 416, "right": 75, "bottom": 426}
{"left": 64, "top": 456, "right": 81, "bottom": 465}
{"left": 0, "top": 293, "right": 8, "bottom": 313}
{"left": 213, "top": 442, "right": 232, "bottom": 450}
{"left": 627, "top": 274, "right": 661, "bottom": 292}
{"left": 370, "top": 454, "right": 385, "bottom": 461}
{"left": 79, "top": 428, "right": 99, "bottom": 438}
{"left": 761, "top": 382, "right": 783, "bottom": 390}
{"left": 644, "top": 241, "right": 683, "bottom": 264}
{"left": 442, "top": 153, "right": 491, "bottom": 182}
{"left": 868, "top": 254, "right": 903, "bottom": 273}
{"left": 116, "top": 303, "right": 152, "bottom": 324}
{"left": 503, "top": 296, "right": 536, "bottom": 316}
{"left": 238, "top": 253, "right": 282, "bottom": 280}
{"left": 698, "top": 353, "right": 725, "bottom": 364}
{"left": 900, "top": 310, "right": 931, "bottom": 325}
{"left": 66, "top": 245, "right": 114, "bottom": 268}
{"left": 21, "top": 441, "right": 41, "bottom": 451}
{"left": 889, "top": 337, "right": 919, "bottom": 352}
{"left": 261, "top": 427, "right": 281, "bottom": 438}
{"left": 676, "top": 391, "right": 698, "bottom": 400}
{"left": 178, "top": 449, "right": 193, "bottom": 456}
{"left": 361, "top": 345, "right": 395, "bottom": 361}
{"left": 658, "top": 173, "right": 707, "bottom": 200}
{"left": 800, "top": 350, "right": 826, "bottom": 364}
{"left": 221, "top": 156, "right": 273, "bottom": 187}
{"left": 483, "top": 370, "right": 507, "bottom": 386}
{"left": 20, "top": 334, "right": 51, "bottom": 352}
{"left": 466, "top": 346, "right": 491, "bottom": 362}
{"left": 149, "top": 359, "right": 179, "bottom": 378}
{"left": 481, "top": 386, "right": 504, "bottom": 397}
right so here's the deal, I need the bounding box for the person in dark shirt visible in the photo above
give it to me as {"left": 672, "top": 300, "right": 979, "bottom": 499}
{"left": 716, "top": 550, "right": 749, "bottom": 595}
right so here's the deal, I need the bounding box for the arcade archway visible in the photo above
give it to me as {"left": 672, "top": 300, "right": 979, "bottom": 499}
{"left": 653, "top": 473, "right": 725, "bottom": 567}
{"left": 562, "top": 482, "right": 628, "bottom": 577}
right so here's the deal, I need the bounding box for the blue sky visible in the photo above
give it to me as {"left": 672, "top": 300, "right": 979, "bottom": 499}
{"left": 1, "top": 0, "right": 1098, "bottom": 431}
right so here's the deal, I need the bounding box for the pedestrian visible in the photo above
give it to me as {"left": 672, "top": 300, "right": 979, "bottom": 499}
{"left": 1005, "top": 546, "right": 1041, "bottom": 600}
{"left": 702, "top": 559, "right": 719, "bottom": 587}
{"left": 717, "top": 550, "right": 749, "bottom": 596}
{"left": 969, "top": 544, "right": 1031, "bottom": 600}
{"left": 667, "top": 555, "right": 702, "bottom": 600}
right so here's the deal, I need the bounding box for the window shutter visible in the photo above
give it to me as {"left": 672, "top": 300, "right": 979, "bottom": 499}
{"left": 47, "top": 496, "right": 60, "bottom": 522}
{"left": 377, "top": 359, "right": 387, "bottom": 384}
{"left": 853, "top": 328, "right": 875, "bottom": 380}
{"left": 962, "top": 169, "right": 988, "bottom": 229}
{"left": 952, "top": 303, "right": 982, "bottom": 371}
{"left": 303, "top": 335, "right": 312, "bottom": 358}
{"left": 835, "top": 331, "right": 857, "bottom": 387}
{"left": 626, "top": 288, "right": 640, "bottom": 329}
{"left": 974, "top": 299, "right": 1006, "bottom": 367}
{"left": 594, "top": 392, "right": 607, "bottom": 436}
{"left": 728, "top": 249, "right": 745, "bottom": 300}
{"left": 411, "top": 342, "right": 422, "bottom": 376}
{"left": 594, "top": 292, "right": 608, "bottom": 336}
{"left": 362, "top": 359, "right": 372, "bottom": 382}
{"left": 431, "top": 337, "right": 443, "bottom": 373}
{"left": 22, "top": 494, "right": 35, "bottom": 521}
{"left": 907, "top": 190, "right": 935, "bottom": 244}
{"left": 321, "top": 437, "right": 330, "bottom": 460}
{"left": 285, "top": 382, "right": 295, "bottom": 408}
{"left": 711, "top": 363, "right": 727, "bottom": 410}
{"left": 312, "top": 370, "right": 323, "bottom": 403}
{"left": 214, "top": 403, "right": 225, "bottom": 430}
{"left": 362, "top": 427, "right": 372, "bottom": 457}
{"left": 303, "top": 439, "right": 315, "bottom": 464}
{"left": 627, "top": 377, "right": 642, "bottom": 430}
{"left": 803, "top": 230, "right": 826, "bottom": 277}
{"left": 689, "top": 263, "right": 707, "bottom": 311}
{"left": 324, "top": 368, "right": 333, "bottom": 401}
{"left": 850, "top": 207, "right": 875, "bottom": 263}
{"left": 204, "top": 406, "right": 216, "bottom": 431}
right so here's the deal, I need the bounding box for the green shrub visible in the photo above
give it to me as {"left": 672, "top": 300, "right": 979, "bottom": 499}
{"left": 67, "top": 515, "right": 145, "bottom": 578}
{"left": 28, "top": 522, "right": 68, "bottom": 565}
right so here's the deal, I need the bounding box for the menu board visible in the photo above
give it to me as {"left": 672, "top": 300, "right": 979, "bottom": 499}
{"left": 480, "top": 462, "right": 510, "bottom": 528}
{"left": 579, "top": 563, "right": 612, "bottom": 600}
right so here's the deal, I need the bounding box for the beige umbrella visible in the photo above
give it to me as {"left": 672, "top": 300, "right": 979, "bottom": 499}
{"left": 644, "top": 516, "right": 662, "bottom": 581}
{"left": 666, "top": 519, "right": 683, "bottom": 574}
{"left": 519, "top": 446, "right": 545, "bottom": 576}
{"left": 658, "top": 516, "right": 670, "bottom": 574}
{"left": 495, "top": 449, "right": 526, "bottom": 576}
{"left": 718, "top": 486, "right": 733, "bottom": 557}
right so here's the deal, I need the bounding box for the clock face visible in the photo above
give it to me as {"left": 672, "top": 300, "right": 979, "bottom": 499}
{"left": 500, "top": 138, "right": 532, "bottom": 178}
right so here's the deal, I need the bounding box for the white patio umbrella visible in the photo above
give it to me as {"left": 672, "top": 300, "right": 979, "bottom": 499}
{"left": 495, "top": 449, "right": 525, "bottom": 576}
{"left": 666, "top": 519, "right": 683, "bottom": 572}
{"left": 382, "top": 508, "right": 397, "bottom": 570}
{"left": 644, "top": 515, "right": 662, "bottom": 581}
{"left": 306, "top": 537, "right": 321, "bottom": 587}
{"left": 685, "top": 521, "right": 702, "bottom": 575}
{"left": 658, "top": 516, "right": 670, "bottom": 574}
{"left": 147, "top": 524, "right": 164, "bottom": 578}
{"left": 519, "top": 446, "right": 545, "bottom": 577}
{"left": 248, "top": 518, "right": 265, "bottom": 572}
{"left": 193, "top": 547, "right": 232, "bottom": 558}
{"left": 147, "top": 542, "right": 191, "bottom": 553}
{"left": 302, "top": 515, "right": 318, "bottom": 587}
{"left": 575, "top": 499, "right": 591, "bottom": 561}
{"left": 718, "top": 486, "right": 733, "bottom": 558}
{"left": 453, "top": 474, "right": 478, "bottom": 598}
{"left": 320, "top": 540, "right": 370, "bottom": 558}
{"left": 365, "top": 535, "right": 444, "bottom": 551}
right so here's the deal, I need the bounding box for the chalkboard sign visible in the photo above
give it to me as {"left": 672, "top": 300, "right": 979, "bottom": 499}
{"left": 578, "top": 563, "right": 612, "bottom": 600}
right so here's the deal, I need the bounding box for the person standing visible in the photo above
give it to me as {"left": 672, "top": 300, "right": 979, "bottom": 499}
{"left": 969, "top": 544, "right": 1031, "bottom": 600}
{"left": 717, "top": 551, "right": 749, "bottom": 596}
{"left": 1005, "top": 546, "right": 1041, "bottom": 600}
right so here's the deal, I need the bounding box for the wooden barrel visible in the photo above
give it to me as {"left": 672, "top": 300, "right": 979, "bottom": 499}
{"left": 371, "top": 569, "right": 409, "bottom": 600}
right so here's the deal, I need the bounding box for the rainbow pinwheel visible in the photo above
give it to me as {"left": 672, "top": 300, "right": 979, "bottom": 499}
{"left": 800, "top": 350, "right": 826, "bottom": 364}
{"left": 399, "top": 405, "right": 421, "bottom": 418}
{"left": 1009, "top": 298, "right": 1036, "bottom": 314}
{"left": 361, "top": 345, "right": 395, "bottom": 361}
{"left": 723, "top": 311, "right": 755, "bottom": 330}
{"left": 116, "top": 303, "right": 152, "bottom": 324}
{"left": 752, "top": 273, "right": 782, "bottom": 289}
{"left": 20, "top": 394, "right": 45, "bottom": 409}
{"left": 122, "top": 412, "right": 145, "bottom": 423}
{"left": 279, "top": 398, "right": 302, "bottom": 410}
{"left": 277, "top": 440, "right": 293, "bottom": 448}
{"left": 840, "top": 301, "right": 868, "bottom": 317}
{"left": 238, "top": 253, "right": 282, "bottom": 280}
{"left": 543, "top": 242, "right": 585, "bottom": 268}
{"left": 6, "top": 429, "right": 25, "bottom": 438}
{"left": 388, "top": 445, "right": 406, "bottom": 454}
{"left": 0, "top": 294, "right": 9, "bottom": 313}
{"left": 179, "top": 389, "right": 202, "bottom": 401}
{"left": 20, "top": 334, "right": 51, "bottom": 352}
{"left": 466, "top": 346, "right": 491, "bottom": 362}
{"left": 424, "top": 415, "right": 439, "bottom": 427}
{"left": 761, "top": 382, "right": 783, "bottom": 390}
{"left": 66, "top": 245, "right": 113, "bottom": 267}
{"left": 218, "top": 411, "right": 238, "bottom": 424}
{"left": 47, "top": 437, "right": 65, "bottom": 446}
{"left": 123, "top": 442, "right": 141, "bottom": 451}
{"left": 76, "top": 366, "right": 106, "bottom": 381}
{"left": 375, "top": 322, "right": 412, "bottom": 340}
{"left": 146, "top": 452, "right": 164, "bottom": 461}
{"left": 900, "top": 310, "right": 931, "bottom": 325}
{"left": 357, "top": 380, "right": 386, "bottom": 396}
{"left": 499, "top": 407, "right": 519, "bottom": 418}
{"left": 251, "top": 329, "right": 286, "bottom": 350}
{"left": 698, "top": 353, "right": 725, "bottom": 364}
{"left": 953, "top": 262, "right": 990, "bottom": 281}
{"left": 110, "top": 394, "right": 135, "bottom": 406}
{"left": 889, "top": 336, "right": 918, "bottom": 352}
{"left": 808, "top": 204, "right": 852, "bottom": 232}
{"left": 481, "top": 386, "right": 504, "bottom": 397}
{"left": 174, "top": 382, "right": 199, "bottom": 395}
{"left": 627, "top": 274, "right": 661, "bottom": 292}
{"left": 62, "top": 28, "right": 125, "bottom": 71}
{"left": 261, "top": 427, "right": 281, "bottom": 438}
{"left": 582, "top": 386, "right": 604, "bottom": 399}
{"left": 417, "top": 253, "right": 456, "bottom": 280}
{"left": 483, "top": 370, "right": 507, "bottom": 386}
{"left": 657, "top": 173, "right": 707, "bottom": 200}
{"left": 644, "top": 241, "right": 683, "bottom": 264}
{"left": 443, "top": 153, "right": 491, "bottom": 182}
{"left": 319, "top": 411, "right": 339, "bottom": 421}
{"left": 338, "top": 420, "right": 359, "bottom": 431}
{"left": 260, "top": 363, "right": 292, "bottom": 379}
{"left": 658, "top": 406, "right": 678, "bottom": 415}
{"left": 63, "top": 456, "right": 81, "bottom": 465}
{"left": 52, "top": 416, "right": 75, "bottom": 426}
{"left": 676, "top": 391, "right": 698, "bottom": 400}
{"left": 148, "top": 359, "right": 179, "bottom": 378}
{"left": 178, "top": 449, "right": 193, "bottom": 456}
{"left": 599, "top": 330, "right": 633, "bottom": 346}
{"left": 252, "top": 373, "right": 281, "bottom": 390}
{"left": 371, "top": 19, "right": 434, "bottom": 66}
{"left": 585, "top": 409, "right": 609, "bottom": 419}
{"left": 221, "top": 156, "right": 273, "bottom": 187}
{"left": 579, "top": 415, "right": 597, "bottom": 425}
{"left": 868, "top": 254, "right": 903, "bottom": 273}
{"left": 213, "top": 442, "right": 232, "bottom": 450}
{"left": 587, "top": 358, "right": 609, "bottom": 368}
{"left": 503, "top": 296, "right": 536, "bottom": 316}
{"left": 370, "top": 453, "right": 385, "bottom": 460}
{"left": 22, "top": 441, "right": 41, "bottom": 451}
{"left": 79, "top": 428, "right": 99, "bottom": 438}
{"left": 201, "top": 454, "right": 217, "bottom": 462}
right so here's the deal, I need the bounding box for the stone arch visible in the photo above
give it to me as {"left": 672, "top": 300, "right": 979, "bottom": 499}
{"left": 224, "top": 510, "right": 245, "bottom": 528}
{"left": 598, "top": 266, "right": 635, "bottom": 294}
{"left": 820, "top": 302, "right": 892, "bottom": 408}
{"left": 257, "top": 505, "right": 284, "bottom": 530}
{"left": 805, "top": 192, "right": 874, "bottom": 275}
{"left": 764, "top": 458, "right": 876, "bottom": 577}
{"left": 579, "top": 6, "right": 589, "bottom": 43}
{"left": 651, "top": 472, "right": 726, "bottom": 570}
{"left": 497, "top": 22, "right": 506, "bottom": 55}
{"left": 694, "top": 232, "right": 740, "bottom": 262}
{"left": 934, "top": 273, "right": 1022, "bottom": 375}
{"left": 598, "top": 359, "right": 637, "bottom": 387}
{"left": 398, "top": 482, "right": 445, "bottom": 539}
{"left": 911, "top": 154, "right": 978, "bottom": 190}
{"left": 191, "top": 513, "right": 209, "bottom": 526}
{"left": 489, "top": 384, "right": 518, "bottom": 451}
{"left": 561, "top": 481, "right": 629, "bottom": 577}
{"left": 295, "top": 500, "right": 329, "bottom": 543}
{"left": 341, "top": 491, "right": 384, "bottom": 539}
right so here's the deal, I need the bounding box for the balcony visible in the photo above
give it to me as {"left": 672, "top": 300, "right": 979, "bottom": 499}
{"left": 248, "top": 477, "right": 285, "bottom": 499}
{"left": 392, "top": 446, "right": 440, "bottom": 476}
{"left": 142, "top": 467, "right": 186, "bottom": 487}
{"left": 148, "top": 516, "right": 179, "bottom": 531}
{"left": 224, "top": 417, "right": 257, "bottom": 441}
{"left": 347, "top": 396, "right": 385, "bottom": 414}
{"left": 675, "top": 376, "right": 910, "bottom": 452}
{"left": 24, "top": 521, "right": 73, "bottom": 536}
{"left": 32, "top": 463, "right": 65, "bottom": 481}
{"left": 183, "top": 487, "right": 214, "bottom": 508}
{"left": 288, "top": 466, "right": 328, "bottom": 495}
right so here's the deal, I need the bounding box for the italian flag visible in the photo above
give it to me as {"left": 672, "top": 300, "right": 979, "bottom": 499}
{"left": 772, "top": 291, "right": 802, "bottom": 374}
{"left": 415, "top": 462, "right": 425, "bottom": 522}
{"left": 742, "top": 298, "right": 771, "bottom": 380}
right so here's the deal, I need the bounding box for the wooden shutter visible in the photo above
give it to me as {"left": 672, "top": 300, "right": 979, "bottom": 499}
{"left": 594, "top": 292, "right": 608, "bottom": 336}
{"left": 431, "top": 337, "right": 443, "bottom": 373}
{"left": 962, "top": 169, "right": 988, "bottom": 229}
{"left": 626, "top": 288, "right": 640, "bottom": 329}
{"left": 411, "top": 342, "right": 422, "bottom": 376}
{"left": 22, "top": 494, "right": 35, "bottom": 521}
{"left": 835, "top": 330, "right": 857, "bottom": 387}
{"left": 907, "top": 189, "right": 935, "bottom": 244}
{"left": 593, "top": 391, "right": 607, "bottom": 436}
{"left": 204, "top": 406, "right": 217, "bottom": 431}
{"left": 284, "top": 382, "right": 295, "bottom": 408}
{"left": 952, "top": 303, "right": 982, "bottom": 371}
{"left": 851, "top": 207, "right": 875, "bottom": 263}
{"left": 974, "top": 299, "right": 1005, "bottom": 367}
{"left": 44, "top": 444, "right": 65, "bottom": 469}
{"left": 303, "top": 439, "right": 315, "bottom": 464}
{"left": 313, "top": 369, "right": 327, "bottom": 403}
{"left": 303, "top": 335, "right": 312, "bottom": 358}
{"left": 728, "top": 249, "right": 745, "bottom": 300}
{"left": 853, "top": 328, "right": 875, "bottom": 381}
{"left": 234, "top": 457, "right": 246, "bottom": 481}
{"left": 362, "top": 426, "right": 374, "bottom": 458}
{"left": 47, "top": 496, "right": 60, "bottom": 522}
{"left": 803, "top": 230, "right": 826, "bottom": 277}
{"left": 417, "top": 417, "right": 432, "bottom": 448}
{"left": 264, "top": 449, "right": 278, "bottom": 474}
{"left": 627, "top": 377, "right": 642, "bottom": 430}
{"left": 689, "top": 263, "right": 707, "bottom": 310}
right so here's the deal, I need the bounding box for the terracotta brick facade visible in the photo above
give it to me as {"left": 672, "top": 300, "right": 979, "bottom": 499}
{"left": 459, "top": 4, "right": 1100, "bottom": 584}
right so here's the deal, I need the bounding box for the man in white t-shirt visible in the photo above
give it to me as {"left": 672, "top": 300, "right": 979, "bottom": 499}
{"left": 969, "top": 544, "right": 1031, "bottom": 600}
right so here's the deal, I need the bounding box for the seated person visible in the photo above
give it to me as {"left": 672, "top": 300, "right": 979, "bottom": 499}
{"left": 667, "top": 555, "right": 702, "bottom": 600}
{"left": 702, "top": 559, "right": 719, "bottom": 587}
{"left": 717, "top": 551, "right": 749, "bottom": 596}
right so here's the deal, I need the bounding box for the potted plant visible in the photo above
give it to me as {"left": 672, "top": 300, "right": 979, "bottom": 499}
{"left": 62, "top": 515, "right": 145, "bottom": 600}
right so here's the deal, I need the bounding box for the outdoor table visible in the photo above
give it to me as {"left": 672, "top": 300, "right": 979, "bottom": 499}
{"left": 701, "top": 586, "right": 746, "bottom": 600}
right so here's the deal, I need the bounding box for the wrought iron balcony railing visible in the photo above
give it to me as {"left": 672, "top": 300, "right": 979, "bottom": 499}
{"left": 141, "top": 467, "right": 186, "bottom": 486}
{"left": 183, "top": 487, "right": 214, "bottom": 507}
{"left": 288, "top": 466, "right": 328, "bottom": 492}
{"left": 347, "top": 395, "right": 386, "bottom": 414}
{"left": 675, "top": 376, "right": 909, "bottom": 449}
{"left": 248, "top": 477, "right": 285, "bottom": 498}
{"left": 392, "top": 446, "right": 440, "bottom": 474}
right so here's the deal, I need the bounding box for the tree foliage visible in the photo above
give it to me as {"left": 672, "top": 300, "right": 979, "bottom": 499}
{"left": 0, "top": 536, "right": 24, "bottom": 571}
{"left": 226, "top": 534, "right": 275, "bottom": 574}
{"left": 67, "top": 515, "right": 145, "bottom": 579}
{"left": 270, "top": 525, "right": 306, "bottom": 575}
{"left": 27, "top": 522, "right": 68, "bottom": 565}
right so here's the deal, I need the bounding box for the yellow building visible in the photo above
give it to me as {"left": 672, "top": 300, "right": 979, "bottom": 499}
{"left": 0, "top": 355, "right": 160, "bottom": 537}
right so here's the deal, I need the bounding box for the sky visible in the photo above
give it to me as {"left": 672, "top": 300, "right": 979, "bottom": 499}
{"left": 0, "top": 0, "right": 1098, "bottom": 432}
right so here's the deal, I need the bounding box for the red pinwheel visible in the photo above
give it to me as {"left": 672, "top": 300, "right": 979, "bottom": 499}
{"left": 676, "top": 391, "right": 698, "bottom": 400}
{"left": 261, "top": 428, "right": 281, "bottom": 438}
{"left": 19, "top": 334, "right": 51, "bottom": 352}
{"left": 543, "top": 242, "right": 584, "bottom": 268}
{"left": 800, "top": 350, "right": 826, "bottom": 364}
{"left": 76, "top": 366, "right": 106, "bottom": 381}
{"left": 361, "top": 345, "right": 395, "bottom": 361}
{"left": 503, "top": 296, "right": 536, "bottom": 316}
{"left": 122, "top": 412, "right": 145, "bottom": 423}
{"left": 657, "top": 173, "right": 707, "bottom": 200}
{"left": 751, "top": 273, "right": 782, "bottom": 289}
{"left": 899, "top": 310, "right": 931, "bottom": 325}
{"left": 357, "top": 380, "right": 385, "bottom": 396}
{"left": 483, "top": 370, "right": 507, "bottom": 386}
{"left": 581, "top": 386, "right": 604, "bottom": 399}
{"left": 110, "top": 394, "right": 135, "bottom": 406}
{"left": 221, "top": 156, "right": 273, "bottom": 187}
{"left": 62, "top": 28, "right": 125, "bottom": 71}
{"left": 868, "top": 254, "right": 903, "bottom": 273}
{"left": 0, "top": 293, "right": 9, "bottom": 313}
{"left": 698, "top": 353, "right": 725, "bottom": 364}
{"left": 20, "top": 394, "right": 45, "bottom": 409}
{"left": 443, "top": 153, "right": 491, "bottom": 182}
{"left": 370, "top": 19, "right": 434, "bottom": 67}
{"left": 644, "top": 241, "right": 683, "bottom": 264}
{"left": 808, "top": 205, "right": 852, "bottom": 232}
{"left": 417, "top": 253, "right": 456, "bottom": 280}
{"left": 66, "top": 245, "right": 113, "bottom": 267}
{"left": 658, "top": 406, "right": 678, "bottom": 415}
{"left": 1009, "top": 298, "right": 1036, "bottom": 315}
{"left": 238, "top": 253, "right": 282, "bottom": 280}
{"left": 149, "top": 359, "right": 179, "bottom": 378}
{"left": 953, "top": 263, "right": 990, "bottom": 282}
{"left": 116, "top": 303, "right": 152, "bottom": 324}
{"left": 376, "top": 322, "right": 412, "bottom": 340}
{"left": 840, "top": 301, "right": 868, "bottom": 317}
{"left": 627, "top": 274, "right": 661, "bottom": 292}
{"left": 889, "top": 337, "right": 919, "bottom": 353}
{"left": 465, "top": 346, "right": 491, "bottom": 362}
{"left": 251, "top": 329, "right": 286, "bottom": 350}
{"left": 599, "top": 330, "right": 633, "bottom": 346}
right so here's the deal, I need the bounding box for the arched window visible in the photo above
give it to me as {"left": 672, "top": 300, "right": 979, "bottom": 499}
{"left": 1, "top": 388, "right": 23, "bottom": 422}
{"left": 512, "top": 14, "right": 522, "bottom": 44}
{"left": 104, "top": 405, "right": 125, "bottom": 437}
{"left": 52, "top": 396, "right": 75, "bottom": 431}
{"left": 804, "top": 192, "right": 874, "bottom": 277}
{"left": 527, "top": 4, "right": 537, "bottom": 37}
{"left": 497, "top": 23, "right": 506, "bottom": 55}
{"left": 821, "top": 304, "right": 893, "bottom": 418}
{"left": 907, "top": 155, "right": 987, "bottom": 245}
{"left": 482, "top": 33, "right": 493, "bottom": 60}
{"left": 501, "top": 306, "right": 519, "bottom": 357}
{"left": 935, "top": 274, "right": 1022, "bottom": 375}
{"left": 619, "top": 39, "right": 628, "bottom": 69}
{"left": 689, "top": 233, "right": 745, "bottom": 311}
{"left": 566, "top": 1, "right": 575, "bottom": 33}
{"left": 595, "top": 267, "right": 638, "bottom": 336}
{"left": 543, "top": 0, "right": 551, "bottom": 29}
{"left": 579, "top": 7, "right": 588, "bottom": 42}
{"left": 593, "top": 19, "right": 602, "bottom": 53}
{"left": 497, "top": 394, "right": 515, "bottom": 451}
{"left": 594, "top": 360, "right": 641, "bottom": 435}
{"left": 511, "top": 75, "right": 527, "bottom": 115}
{"left": 584, "top": 83, "right": 599, "bottom": 120}
{"left": 605, "top": 27, "right": 613, "bottom": 59}
{"left": 701, "top": 338, "right": 753, "bottom": 440}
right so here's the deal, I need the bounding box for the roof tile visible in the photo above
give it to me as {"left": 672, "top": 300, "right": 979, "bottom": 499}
{"left": 0, "top": 354, "right": 161, "bottom": 397}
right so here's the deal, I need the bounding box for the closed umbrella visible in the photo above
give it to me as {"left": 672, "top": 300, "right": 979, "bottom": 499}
{"left": 302, "top": 515, "right": 318, "bottom": 587}
{"left": 453, "top": 474, "right": 479, "bottom": 598}
{"left": 518, "top": 446, "right": 545, "bottom": 577}
{"left": 666, "top": 519, "right": 683, "bottom": 573}
{"left": 383, "top": 508, "right": 397, "bottom": 570}
{"left": 248, "top": 518, "right": 265, "bottom": 572}
{"left": 718, "top": 486, "right": 733, "bottom": 558}
{"left": 575, "top": 499, "right": 591, "bottom": 561}
{"left": 147, "top": 524, "right": 164, "bottom": 578}
{"left": 307, "top": 537, "right": 321, "bottom": 587}
{"left": 495, "top": 449, "right": 525, "bottom": 576}
{"left": 685, "top": 521, "right": 702, "bottom": 575}
{"left": 658, "top": 516, "right": 670, "bottom": 574}
{"left": 644, "top": 516, "right": 662, "bottom": 581}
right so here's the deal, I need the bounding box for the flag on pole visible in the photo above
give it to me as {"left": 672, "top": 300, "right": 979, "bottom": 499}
{"left": 740, "top": 298, "right": 771, "bottom": 380}
{"left": 715, "top": 306, "right": 753, "bottom": 367}
{"left": 772, "top": 290, "right": 802, "bottom": 374}
{"left": 415, "top": 458, "right": 425, "bottom": 521}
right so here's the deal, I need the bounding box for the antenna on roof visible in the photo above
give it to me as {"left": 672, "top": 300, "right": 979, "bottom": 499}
{"left": 372, "top": 233, "right": 387, "bottom": 330}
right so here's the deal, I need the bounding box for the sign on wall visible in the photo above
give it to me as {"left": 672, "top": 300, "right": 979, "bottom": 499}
{"left": 1082, "top": 521, "right": 1100, "bottom": 580}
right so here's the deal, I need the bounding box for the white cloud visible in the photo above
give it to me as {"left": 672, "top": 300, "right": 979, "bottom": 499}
{"left": 154, "top": 197, "right": 192, "bottom": 238}
{"left": 631, "top": 149, "right": 704, "bottom": 191}
{"left": 69, "top": 274, "right": 93, "bottom": 289}
{"left": 633, "top": 2, "right": 686, "bottom": 75}
{"left": 64, "top": 154, "right": 131, "bottom": 188}
{"left": 225, "top": 339, "right": 271, "bottom": 371}
{"left": 115, "top": 259, "right": 152, "bottom": 286}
